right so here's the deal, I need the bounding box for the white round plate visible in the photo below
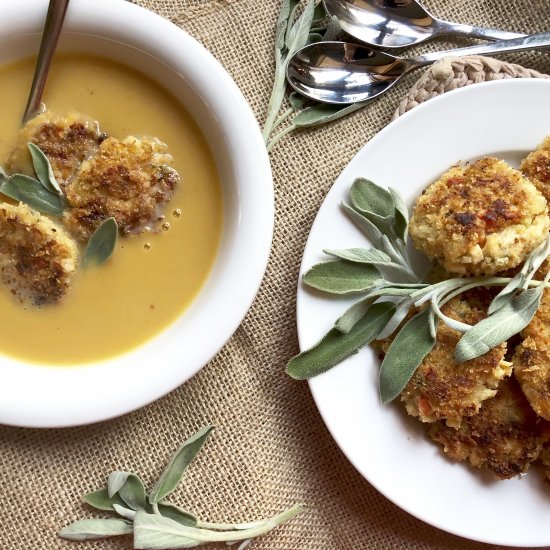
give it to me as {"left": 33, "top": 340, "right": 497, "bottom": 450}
{"left": 297, "top": 79, "right": 550, "bottom": 547}
{"left": 0, "top": 0, "right": 273, "bottom": 428}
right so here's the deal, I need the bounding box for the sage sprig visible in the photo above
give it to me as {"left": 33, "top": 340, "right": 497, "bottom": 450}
{"left": 264, "top": 1, "right": 374, "bottom": 151}
{"left": 287, "top": 177, "right": 550, "bottom": 403}
{"left": 262, "top": 0, "right": 315, "bottom": 146}
{"left": 0, "top": 142, "right": 66, "bottom": 214}
{"left": 59, "top": 426, "right": 302, "bottom": 548}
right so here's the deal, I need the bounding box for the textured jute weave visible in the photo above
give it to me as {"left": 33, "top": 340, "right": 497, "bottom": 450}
{"left": 1, "top": 1, "right": 550, "bottom": 549}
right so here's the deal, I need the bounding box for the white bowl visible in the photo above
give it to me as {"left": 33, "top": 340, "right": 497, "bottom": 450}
{"left": 0, "top": 0, "right": 273, "bottom": 427}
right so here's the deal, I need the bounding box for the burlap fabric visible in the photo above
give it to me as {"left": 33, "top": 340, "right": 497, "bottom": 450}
{"left": 1, "top": 1, "right": 550, "bottom": 549}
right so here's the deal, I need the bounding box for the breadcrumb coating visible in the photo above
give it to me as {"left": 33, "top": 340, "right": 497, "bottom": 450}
{"left": 64, "top": 136, "right": 179, "bottom": 240}
{"left": 7, "top": 111, "right": 104, "bottom": 190}
{"left": 0, "top": 202, "right": 78, "bottom": 305}
{"left": 538, "top": 443, "right": 550, "bottom": 481}
{"left": 409, "top": 157, "right": 549, "bottom": 276}
{"left": 428, "top": 378, "right": 549, "bottom": 480}
{"left": 521, "top": 136, "right": 550, "bottom": 203}
{"left": 512, "top": 289, "right": 550, "bottom": 421}
{"left": 380, "top": 291, "right": 511, "bottom": 428}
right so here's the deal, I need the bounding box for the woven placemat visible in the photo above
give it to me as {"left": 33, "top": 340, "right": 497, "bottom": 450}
{"left": 1, "top": 1, "right": 550, "bottom": 549}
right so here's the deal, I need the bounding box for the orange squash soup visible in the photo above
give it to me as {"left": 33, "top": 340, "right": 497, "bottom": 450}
{"left": 0, "top": 53, "right": 223, "bottom": 364}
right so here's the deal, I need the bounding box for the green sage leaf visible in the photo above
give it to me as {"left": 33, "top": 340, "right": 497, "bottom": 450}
{"left": 285, "top": 0, "right": 315, "bottom": 54}
{"left": 334, "top": 296, "right": 375, "bottom": 333}
{"left": 324, "top": 248, "right": 392, "bottom": 265}
{"left": 308, "top": 32, "right": 323, "bottom": 43}
{"left": 28, "top": 142, "right": 63, "bottom": 195}
{"left": 348, "top": 180, "right": 398, "bottom": 238}
{"left": 264, "top": 0, "right": 305, "bottom": 142}
{"left": 312, "top": 0, "right": 326, "bottom": 22}
{"left": 276, "top": 0, "right": 297, "bottom": 51}
{"left": 349, "top": 178, "right": 395, "bottom": 219}
{"left": 455, "top": 287, "right": 543, "bottom": 363}
{"left": 376, "top": 297, "right": 415, "bottom": 340}
{"left": 379, "top": 235, "right": 403, "bottom": 264}
{"left": 59, "top": 518, "right": 132, "bottom": 541}
{"left": 287, "top": 301, "right": 395, "bottom": 379}
{"left": 108, "top": 471, "right": 146, "bottom": 510}
{"left": 341, "top": 203, "right": 383, "bottom": 247}
{"left": 284, "top": 0, "right": 302, "bottom": 47}
{"left": 488, "top": 272, "right": 525, "bottom": 315}
{"left": 324, "top": 247, "right": 415, "bottom": 282}
{"left": 288, "top": 91, "right": 312, "bottom": 111}
{"left": 149, "top": 426, "right": 215, "bottom": 503}
{"left": 292, "top": 101, "right": 367, "bottom": 128}
{"left": 83, "top": 487, "right": 126, "bottom": 511}
{"left": 303, "top": 260, "right": 381, "bottom": 294}
{"left": 389, "top": 187, "right": 409, "bottom": 242}
{"left": 379, "top": 308, "right": 436, "bottom": 404}
{"left": 157, "top": 502, "right": 197, "bottom": 527}
{"left": 322, "top": 15, "right": 341, "bottom": 41}
{"left": 113, "top": 503, "right": 136, "bottom": 521}
{"left": 134, "top": 513, "right": 198, "bottom": 549}
{"left": 0, "top": 166, "right": 8, "bottom": 184}
{"left": 335, "top": 284, "right": 420, "bottom": 333}
{"left": 83, "top": 217, "right": 118, "bottom": 267}
{"left": 134, "top": 506, "right": 303, "bottom": 549}
{"left": 0, "top": 174, "right": 64, "bottom": 215}
{"left": 488, "top": 235, "right": 550, "bottom": 314}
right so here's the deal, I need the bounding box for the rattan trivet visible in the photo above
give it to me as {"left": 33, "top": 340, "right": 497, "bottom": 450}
{"left": 395, "top": 55, "right": 550, "bottom": 119}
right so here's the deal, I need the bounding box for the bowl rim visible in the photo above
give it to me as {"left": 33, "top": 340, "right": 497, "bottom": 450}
{"left": 0, "top": 0, "right": 274, "bottom": 428}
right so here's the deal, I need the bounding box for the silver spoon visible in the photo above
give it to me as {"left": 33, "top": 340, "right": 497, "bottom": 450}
{"left": 286, "top": 32, "right": 550, "bottom": 104}
{"left": 22, "top": 0, "right": 70, "bottom": 124}
{"left": 324, "top": 0, "right": 528, "bottom": 49}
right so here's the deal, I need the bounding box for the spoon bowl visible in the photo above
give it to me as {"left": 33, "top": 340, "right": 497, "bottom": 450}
{"left": 287, "top": 42, "right": 407, "bottom": 104}
{"left": 323, "top": 0, "right": 526, "bottom": 49}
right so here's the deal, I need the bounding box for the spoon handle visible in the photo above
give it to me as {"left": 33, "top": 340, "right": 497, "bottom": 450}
{"left": 411, "top": 32, "right": 550, "bottom": 65}
{"left": 438, "top": 21, "right": 526, "bottom": 42}
{"left": 22, "top": 0, "right": 70, "bottom": 124}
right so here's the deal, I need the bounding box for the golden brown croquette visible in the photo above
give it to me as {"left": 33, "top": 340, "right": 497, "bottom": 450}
{"left": 521, "top": 136, "right": 550, "bottom": 203}
{"left": 512, "top": 289, "right": 550, "bottom": 421}
{"left": 64, "top": 136, "right": 179, "bottom": 240}
{"left": 398, "top": 293, "right": 511, "bottom": 428}
{"left": 0, "top": 202, "right": 78, "bottom": 305}
{"left": 409, "top": 157, "right": 549, "bottom": 276}
{"left": 428, "top": 377, "right": 549, "bottom": 480}
{"left": 7, "top": 111, "right": 104, "bottom": 190}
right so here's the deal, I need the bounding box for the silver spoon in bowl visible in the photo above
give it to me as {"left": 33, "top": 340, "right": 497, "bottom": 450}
{"left": 22, "top": 0, "right": 70, "bottom": 124}
{"left": 286, "top": 32, "right": 550, "bottom": 105}
{"left": 324, "top": 0, "right": 528, "bottom": 49}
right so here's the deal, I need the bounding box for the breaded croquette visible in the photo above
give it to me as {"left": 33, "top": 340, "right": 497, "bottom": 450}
{"left": 512, "top": 289, "right": 550, "bottom": 421}
{"left": 538, "top": 443, "right": 550, "bottom": 481}
{"left": 428, "top": 378, "right": 548, "bottom": 480}
{"left": 0, "top": 202, "right": 78, "bottom": 305}
{"left": 521, "top": 136, "right": 550, "bottom": 203}
{"left": 7, "top": 111, "right": 104, "bottom": 190}
{"left": 387, "top": 291, "right": 511, "bottom": 428}
{"left": 409, "top": 157, "right": 549, "bottom": 276}
{"left": 64, "top": 136, "right": 179, "bottom": 240}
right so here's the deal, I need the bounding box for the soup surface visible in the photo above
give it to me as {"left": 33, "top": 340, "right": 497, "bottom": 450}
{"left": 0, "top": 53, "right": 223, "bottom": 364}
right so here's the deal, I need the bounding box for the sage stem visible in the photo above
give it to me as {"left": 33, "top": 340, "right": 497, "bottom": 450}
{"left": 267, "top": 124, "right": 296, "bottom": 152}
{"left": 262, "top": 54, "right": 288, "bottom": 143}
{"left": 272, "top": 107, "right": 294, "bottom": 132}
